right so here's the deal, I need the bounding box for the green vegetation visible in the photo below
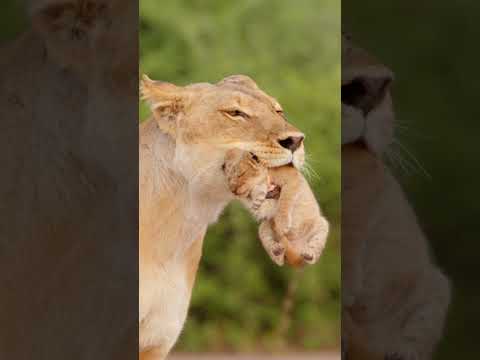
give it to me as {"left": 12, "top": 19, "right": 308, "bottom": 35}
{"left": 141, "top": 0, "right": 340, "bottom": 352}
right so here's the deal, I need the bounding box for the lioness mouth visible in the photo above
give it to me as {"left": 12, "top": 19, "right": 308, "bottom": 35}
{"left": 249, "top": 152, "right": 260, "bottom": 162}
{"left": 266, "top": 184, "right": 281, "bottom": 199}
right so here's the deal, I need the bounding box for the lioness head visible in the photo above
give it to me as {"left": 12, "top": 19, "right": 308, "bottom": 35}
{"left": 140, "top": 74, "right": 305, "bottom": 182}
{"left": 342, "top": 32, "right": 395, "bottom": 155}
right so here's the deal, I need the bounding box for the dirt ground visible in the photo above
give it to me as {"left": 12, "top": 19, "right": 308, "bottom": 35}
{"left": 170, "top": 353, "right": 340, "bottom": 360}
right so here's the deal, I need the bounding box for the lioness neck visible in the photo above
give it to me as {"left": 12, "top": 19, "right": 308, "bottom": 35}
{"left": 139, "top": 119, "right": 229, "bottom": 265}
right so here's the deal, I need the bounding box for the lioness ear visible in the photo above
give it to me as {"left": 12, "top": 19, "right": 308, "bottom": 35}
{"left": 140, "top": 75, "right": 186, "bottom": 138}
{"left": 218, "top": 74, "right": 259, "bottom": 90}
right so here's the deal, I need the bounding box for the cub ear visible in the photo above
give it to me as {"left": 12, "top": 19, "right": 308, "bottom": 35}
{"left": 140, "top": 75, "right": 186, "bottom": 138}
{"left": 218, "top": 74, "right": 259, "bottom": 90}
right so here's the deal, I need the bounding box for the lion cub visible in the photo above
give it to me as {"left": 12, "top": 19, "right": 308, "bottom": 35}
{"left": 224, "top": 149, "right": 329, "bottom": 267}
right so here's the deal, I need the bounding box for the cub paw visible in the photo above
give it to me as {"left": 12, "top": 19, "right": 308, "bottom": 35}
{"left": 259, "top": 221, "right": 286, "bottom": 266}
{"left": 300, "top": 249, "right": 317, "bottom": 265}
{"left": 288, "top": 240, "right": 323, "bottom": 266}
{"left": 269, "top": 243, "right": 286, "bottom": 266}
{"left": 250, "top": 184, "right": 268, "bottom": 211}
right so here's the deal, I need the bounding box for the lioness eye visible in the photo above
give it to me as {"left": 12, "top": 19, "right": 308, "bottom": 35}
{"left": 276, "top": 110, "right": 285, "bottom": 117}
{"left": 225, "top": 109, "right": 249, "bottom": 119}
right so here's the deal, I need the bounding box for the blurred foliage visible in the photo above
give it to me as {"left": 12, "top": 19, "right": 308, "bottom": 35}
{"left": 344, "top": 0, "right": 479, "bottom": 358}
{"left": 141, "top": 0, "right": 340, "bottom": 352}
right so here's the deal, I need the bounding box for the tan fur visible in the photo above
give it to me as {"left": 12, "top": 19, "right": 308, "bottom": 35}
{"left": 139, "top": 348, "right": 167, "bottom": 360}
{"left": 184, "top": 234, "right": 205, "bottom": 291}
{"left": 139, "top": 75, "right": 306, "bottom": 359}
{"left": 224, "top": 149, "right": 329, "bottom": 267}
{"left": 342, "top": 33, "right": 450, "bottom": 360}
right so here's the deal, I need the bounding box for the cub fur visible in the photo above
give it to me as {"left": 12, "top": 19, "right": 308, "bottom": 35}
{"left": 224, "top": 149, "right": 329, "bottom": 267}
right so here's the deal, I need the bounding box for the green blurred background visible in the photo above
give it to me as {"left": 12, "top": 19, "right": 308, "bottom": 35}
{"left": 1, "top": 0, "right": 340, "bottom": 353}
{"left": 140, "top": 0, "right": 340, "bottom": 353}
{"left": 345, "top": 0, "right": 480, "bottom": 358}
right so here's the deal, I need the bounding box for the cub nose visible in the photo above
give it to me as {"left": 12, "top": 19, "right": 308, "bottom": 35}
{"left": 341, "top": 76, "right": 392, "bottom": 115}
{"left": 278, "top": 135, "right": 304, "bottom": 152}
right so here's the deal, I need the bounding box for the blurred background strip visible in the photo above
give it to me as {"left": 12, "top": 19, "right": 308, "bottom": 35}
{"left": 344, "top": 0, "right": 480, "bottom": 358}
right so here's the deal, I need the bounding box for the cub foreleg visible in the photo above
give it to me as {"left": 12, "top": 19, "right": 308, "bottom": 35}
{"left": 258, "top": 220, "right": 286, "bottom": 266}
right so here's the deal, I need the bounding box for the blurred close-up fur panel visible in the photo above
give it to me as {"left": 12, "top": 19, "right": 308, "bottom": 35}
{"left": 0, "top": 0, "right": 138, "bottom": 359}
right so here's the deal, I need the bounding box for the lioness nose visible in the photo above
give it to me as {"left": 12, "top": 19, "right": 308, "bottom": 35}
{"left": 278, "top": 135, "right": 304, "bottom": 152}
{"left": 341, "top": 76, "right": 392, "bottom": 115}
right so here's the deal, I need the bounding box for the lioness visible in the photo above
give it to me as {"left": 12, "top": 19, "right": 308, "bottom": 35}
{"left": 341, "top": 33, "right": 450, "bottom": 360}
{"left": 139, "top": 74, "right": 306, "bottom": 359}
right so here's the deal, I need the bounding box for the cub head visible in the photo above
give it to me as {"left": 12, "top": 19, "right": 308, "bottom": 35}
{"left": 140, "top": 74, "right": 305, "bottom": 182}
{"left": 342, "top": 32, "right": 395, "bottom": 155}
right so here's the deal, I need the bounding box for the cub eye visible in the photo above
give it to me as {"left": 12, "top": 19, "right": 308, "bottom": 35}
{"left": 224, "top": 109, "right": 249, "bottom": 119}
{"left": 276, "top": 110, "right": 285, "bottom": 117}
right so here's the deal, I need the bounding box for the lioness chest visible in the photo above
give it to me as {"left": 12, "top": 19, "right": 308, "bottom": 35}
{"left": 139, "top": 259, "right": 191, "bottom": 351}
